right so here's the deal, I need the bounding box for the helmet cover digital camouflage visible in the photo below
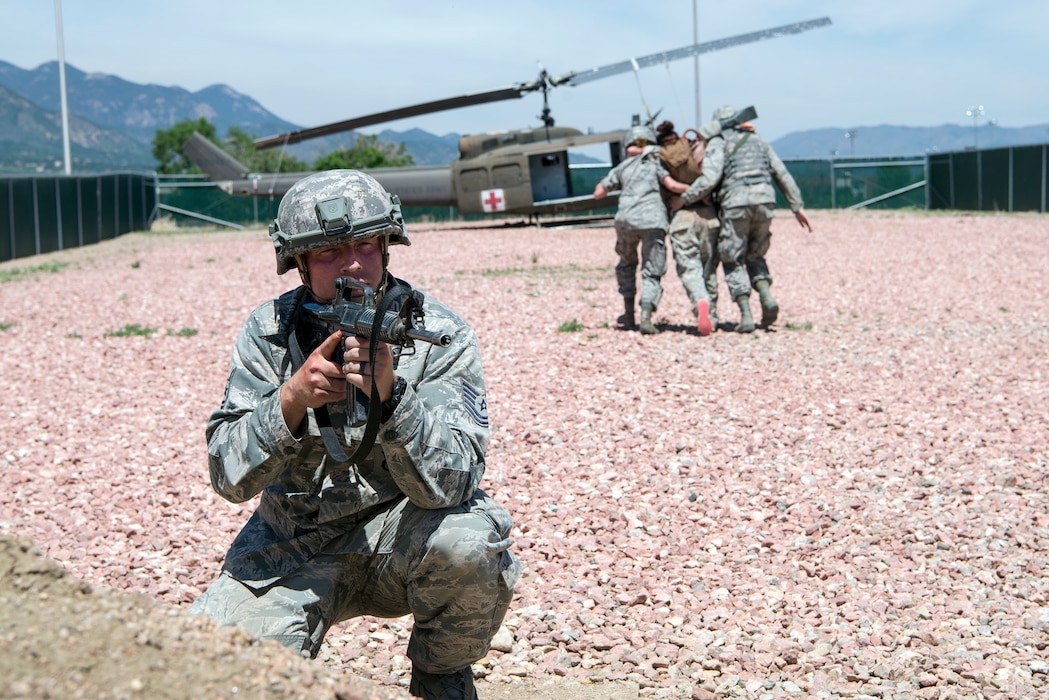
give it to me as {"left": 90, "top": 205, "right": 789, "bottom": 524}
{"left": 713, "top": 105, "right": 737, "bottom": 122}
{"left": 626, "top": 125, "right": 657, "bottom": 146}
{"left": 270, "top": 170, "right": 410, "bottom": 275}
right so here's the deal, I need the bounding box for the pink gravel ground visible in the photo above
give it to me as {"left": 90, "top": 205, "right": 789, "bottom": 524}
{"left": 1, "top": 209, "right": 1048, "bottom": 698}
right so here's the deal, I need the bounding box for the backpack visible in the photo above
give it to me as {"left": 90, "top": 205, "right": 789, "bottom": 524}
{"left": 659, "top": 128, "right": 704, "bottom": 184}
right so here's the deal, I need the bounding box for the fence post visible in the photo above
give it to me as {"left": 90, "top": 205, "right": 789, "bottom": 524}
{"left": 977, "top": 151, "right": 983, "bottom": 212}
{"left": 76, "top": 176, "right": 84, "bottom": 247}
{"left": 54, "top": 178, "right": 63, "bottom": 250}
{"left": 949, "top": 154, "right": 955, "bottom": 209}
{"left": 830, "top": 159, "right": 836, "bottom": 209}
{"left": 32, "top": 179, "right": 40, "bottom": 256}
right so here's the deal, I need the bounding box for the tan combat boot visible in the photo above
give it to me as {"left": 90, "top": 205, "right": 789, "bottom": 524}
{"left": 735, "top": 295, "right": 755, "bottom": 333}
{"left": 639, "top": 304, "right": 659, "bottom": 335}
{"left": 753, "top": 279, "right": 779, "bottom": 327}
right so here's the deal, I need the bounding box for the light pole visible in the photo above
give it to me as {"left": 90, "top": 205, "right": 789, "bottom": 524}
{"left": 966, "top": 105, "right": 984, "bottom": 150}
{"left": 692, "top": 0, "right": 700, "bottom": 127}
{"left": 845, "top": 129, "right": 857, "bottom": 157}
{"left": 54, "top": 0, "right": 72, "bottom": 175}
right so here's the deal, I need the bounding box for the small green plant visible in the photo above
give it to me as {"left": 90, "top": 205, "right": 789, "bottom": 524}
{"left": 0, "top": 261, "right": 71, "bottom": 283}
{"left": 558, "top": 319, "right": 584, "bottom": 332}
{"left": 65, "top": 331, "right": 82, "bottom": 338}
{"left": 999, "top": 306, "right": 1008, "bottom": 313}
{"left": 0, "top": 322, "right": 15, "bottom": 331}
{"left": 130, "top": 260, "right": 141, "bottom": 269}
{"left": 105, "top": 323, "right": 157, "bottom": 338}
{"left": 785, "top": 322, "right": 813, "bottom": 331}
{"left": 479, "top": 266, "right": 527, "bottom": 277}
{"left": 167, "top": 327, "right": 199, "bottom": 337}
{"left": 531, "top": 252, "right": 539, "bottom": 264}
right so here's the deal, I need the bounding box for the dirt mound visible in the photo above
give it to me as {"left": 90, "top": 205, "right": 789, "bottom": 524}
{"left": 0, "top": 534, "right": 405, "bottom": 699}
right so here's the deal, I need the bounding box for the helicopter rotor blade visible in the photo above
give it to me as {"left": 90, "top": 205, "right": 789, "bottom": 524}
{"left": 254, "top": 85, "right": 539, "bottom": 149}
{"left": 556, "top": 17, "right": 832, "bottom": 86}
{"left": 254, "top": 16, "right": 831, "bottom": 150}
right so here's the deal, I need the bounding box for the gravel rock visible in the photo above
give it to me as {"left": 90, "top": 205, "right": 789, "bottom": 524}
{"left": 1, "top": 210, "right": 1047, "bottom": 699}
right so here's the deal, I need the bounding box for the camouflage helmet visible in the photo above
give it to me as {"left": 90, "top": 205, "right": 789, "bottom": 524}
{"left": 712, "top": 105, "right": 737, "bottom": 122}
{"left": 270, "top": 169, "right": 410, "bottom": 275}
{"left": 626, "top": 124, "right": 657, "bottom": 146}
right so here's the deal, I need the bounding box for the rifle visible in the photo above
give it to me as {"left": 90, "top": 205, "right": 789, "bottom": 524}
{"left": 697, "top": 105, "right": 759, "bottom": 140}
{"left": 301, "top": 276, "right": 451, "bottom": 459}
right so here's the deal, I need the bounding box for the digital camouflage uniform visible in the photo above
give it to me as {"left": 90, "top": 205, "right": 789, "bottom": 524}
{"left": 191, "top": 274, "right": 521, "bottom": 677}
{"left": 681, "top": 125, "right": 804, "bottom": 302}
{"left": 667, "top": 205, "right": 720, "bottom": 324}
{"left": 598, "top": 145, "right": 669, "bottom": 313}
{"left": 660, "top": 135, "right": 721, "bottom": 328}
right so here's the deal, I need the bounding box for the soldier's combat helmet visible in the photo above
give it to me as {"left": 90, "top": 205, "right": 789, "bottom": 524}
{"left": 698, "top": 105, "right": 743, "bottom": 140}
{"left": 626, "top": 124, "right": 657, "bottom": 147}
{"left": 713, "top": 105, "right": 737, "bottom": 122}
{"left": 269, "top": 169, "right": 410, "bottom": 276}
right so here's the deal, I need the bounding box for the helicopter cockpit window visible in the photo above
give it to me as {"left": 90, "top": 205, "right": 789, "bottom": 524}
{"left": 540, "top": 154, "right": 561, "bottom": 167}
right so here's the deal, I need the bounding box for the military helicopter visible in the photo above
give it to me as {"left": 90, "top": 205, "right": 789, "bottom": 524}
{"left": 185, "top": 17, "right": 831, "bottom": 218}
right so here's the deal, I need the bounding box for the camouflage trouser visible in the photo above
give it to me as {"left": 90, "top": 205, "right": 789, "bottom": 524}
{"left": 668, "top": 205, "right": 720, "bottom": 313}
{"left": 614, "top": 222, "right": 666, "bottom": 310}
{"left": 718, "top": 203, "right": 775, "bottom": 300}
{"left": 190, "top": 493, "right": 521, "bottom": 675}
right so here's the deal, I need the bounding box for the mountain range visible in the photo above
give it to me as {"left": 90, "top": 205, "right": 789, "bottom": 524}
{"left": 2, "top": 60, "right": 1047, "bottom": 174}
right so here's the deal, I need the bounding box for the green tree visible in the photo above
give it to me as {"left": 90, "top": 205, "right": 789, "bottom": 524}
{"left": 314, "top": 134, "right": 414, "bottom": 170}
{"left": 152, "top": 118, "right": 216, "bottom": 174}
{"left": 224, "top": 126, "right": 308, "bottom": 173}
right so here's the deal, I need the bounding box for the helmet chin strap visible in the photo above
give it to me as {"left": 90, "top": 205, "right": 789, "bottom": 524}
{"left": 376, "top": 235, "right": 391, "bottom": 300}
{"left": 296, "top": 255, "right": 311, "bottom": 289}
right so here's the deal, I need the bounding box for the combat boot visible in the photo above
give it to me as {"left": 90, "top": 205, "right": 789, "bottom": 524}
{"left": 696, "top": 298, "right": 713, "bottom": 336}
{"left": 639, "top": 304, "right": 659, "bottom": 335}
{"left": 735, "top": 295, "right": 756, "bottom": 333}
{"left": 410, "top": 666, "right": 476, "bottom": 700}
{"left": 616, "top": 295, "right": 635, "bottom": 328}
{"left": 754, "top": 279, "right": 779, "bottom": 327}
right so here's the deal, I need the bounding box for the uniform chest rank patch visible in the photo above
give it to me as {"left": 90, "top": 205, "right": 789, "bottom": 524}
{"left": 461, "top": 380, "right": 489, "bottom": 427}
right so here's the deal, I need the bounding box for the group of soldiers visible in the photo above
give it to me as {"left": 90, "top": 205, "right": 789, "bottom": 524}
{"left": 594, "top": 105, "right": 812, "bottom": 336}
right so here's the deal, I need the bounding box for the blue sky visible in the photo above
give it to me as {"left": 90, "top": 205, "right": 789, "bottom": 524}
{"left": 3, "top": 1, "right": 1047, "bottom": 147}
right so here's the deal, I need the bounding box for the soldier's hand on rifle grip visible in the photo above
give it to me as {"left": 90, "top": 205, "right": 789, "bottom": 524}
{"left": 341, "top": 333, "right": 396, "bottom": 403}
{"left": 280, "top": 330, "right": 347, "bottom": 433}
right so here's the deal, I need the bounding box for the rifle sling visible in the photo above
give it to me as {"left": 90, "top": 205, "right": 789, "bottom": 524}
{"left": 288, "top": 283, "right": 415, "bottom": 466}
{"left": 729, "top": 132, "right": 751, "bottom": 158}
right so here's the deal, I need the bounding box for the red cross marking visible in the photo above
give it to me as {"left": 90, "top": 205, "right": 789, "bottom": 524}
{"left": 482, "top": 189, "right": 505, "bottom": 212}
